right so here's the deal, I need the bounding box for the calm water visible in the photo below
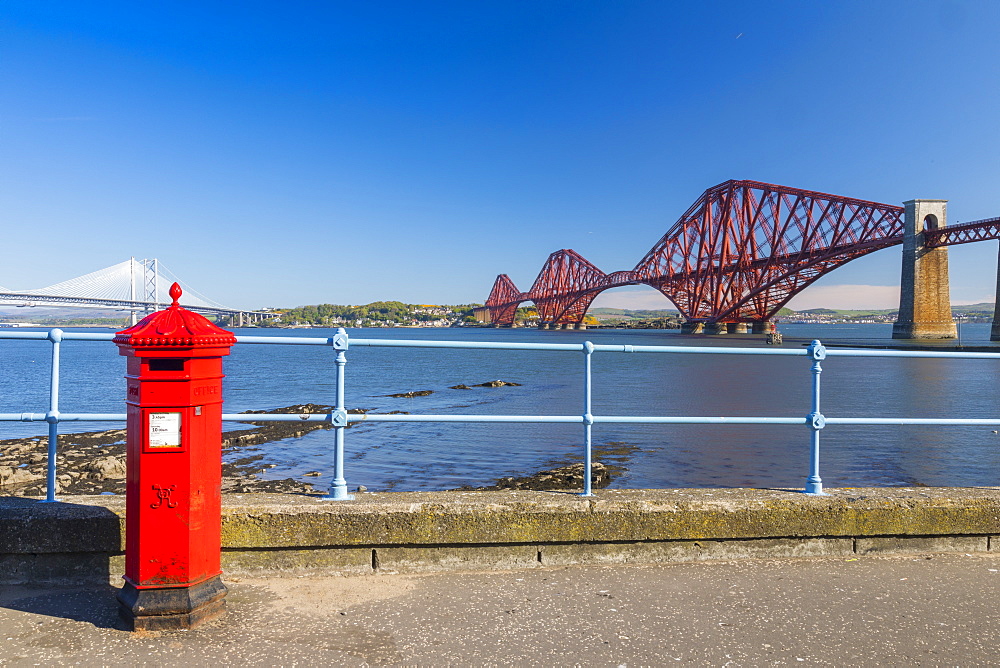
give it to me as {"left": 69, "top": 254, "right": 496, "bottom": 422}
{"left": 2, "top": 323, "right": 1000, "bottom": 491}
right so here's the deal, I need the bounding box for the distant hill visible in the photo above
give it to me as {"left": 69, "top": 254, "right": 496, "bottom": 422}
{"left": 589, "top": 303, "right": 995, "bottom": 323}
{"left": 1, "top": 301, "right": 994, "bottom": 326}
{"left": 0, "top": 305, "right": 131, "bottom": 326}
{"left": 0, "top": 308, "right": 126, "bottom": 318}
{"left": 792, "top": 303, "right": 994, "bottom": 317}
{"left": 589, "top": 307, "right": 680, "bottom": 321}
{"left": 953, "top": 302, "right": 994, "bottom": 313}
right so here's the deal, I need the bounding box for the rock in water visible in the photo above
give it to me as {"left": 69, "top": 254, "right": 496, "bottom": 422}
{"left": 85, "top": 455, "right": 127, "bottom": 480}
{"left": 0, "top": 466, "right": 43, "bottom": 486}
{"left": 492, "top": 462, "right": 610, "bottom": 491}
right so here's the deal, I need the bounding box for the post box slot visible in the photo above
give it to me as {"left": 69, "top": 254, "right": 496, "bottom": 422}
{"left": 148, "top": 359, "right": 185, "bottom": 371}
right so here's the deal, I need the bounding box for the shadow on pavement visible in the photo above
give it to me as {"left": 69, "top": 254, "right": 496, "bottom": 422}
{"left": 1, "top": 584, "right": 123, "bottom": 630}
{"left": 1, "top": 495, "right": 124, "bottom": 628}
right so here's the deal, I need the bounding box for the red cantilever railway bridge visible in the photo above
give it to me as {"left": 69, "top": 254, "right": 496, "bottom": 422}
{"left": 484, "top": 180, "right": 1000, "bottom": 329}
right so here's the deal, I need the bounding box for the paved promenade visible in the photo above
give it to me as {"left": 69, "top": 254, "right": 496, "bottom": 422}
{"left": 1, "top": 552, "right": 998, "bottom": 666}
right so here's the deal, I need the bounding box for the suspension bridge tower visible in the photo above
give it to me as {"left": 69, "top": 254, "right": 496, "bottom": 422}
{"left": 892, "top": 200, "right": 957, "bottom": 339}
{"left": 128, "top": 257, "right": 160, "bottom": 325}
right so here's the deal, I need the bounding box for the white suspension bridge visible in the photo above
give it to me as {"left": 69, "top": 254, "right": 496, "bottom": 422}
{"left": 0, "top": 258, "right": 276, "bottom": 325}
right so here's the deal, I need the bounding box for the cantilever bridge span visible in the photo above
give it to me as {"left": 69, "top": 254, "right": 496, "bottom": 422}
{"left": 485, "top": 180, "right": 1000, "bottom": 330}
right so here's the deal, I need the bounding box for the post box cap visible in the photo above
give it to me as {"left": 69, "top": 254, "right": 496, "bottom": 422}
{"left": 114, "top": 283, "right": 238, "bottom": 350}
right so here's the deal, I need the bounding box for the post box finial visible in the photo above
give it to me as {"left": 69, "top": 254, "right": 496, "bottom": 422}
{"left": 169, "top": 282, "right": 182, "bottom": 307}
{"left": 115, "top": 281, "right": 236, "bottom": 349}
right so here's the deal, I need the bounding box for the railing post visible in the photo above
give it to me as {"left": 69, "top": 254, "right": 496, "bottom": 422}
{"left": 804, "top": 339, "right": 827, "bottom": 495}
{"left": 325, "top": 327, "right": 354, "bottom": 500}
{"left": 41, "top": 328, "right": 63, "bottom": 503}
{"left": 581, "top": 341, "right": 595, "bottom": 497}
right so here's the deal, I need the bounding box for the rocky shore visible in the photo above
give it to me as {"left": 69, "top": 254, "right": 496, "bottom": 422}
{"left": 1, "top": 429, "right": 621, "bottom": 496}
{"left": 460, "top": 462, "right": 612, "bottom": 491}
{"left": 0, "top": 404, "right": 362, "bottom": 497}
{"left": 1, "top": 381, "right": 632, "bottom": 496}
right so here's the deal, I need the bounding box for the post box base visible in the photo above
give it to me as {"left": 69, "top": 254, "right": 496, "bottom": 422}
{"left": 117, "top": 575, "right": 227, "bottom": 631}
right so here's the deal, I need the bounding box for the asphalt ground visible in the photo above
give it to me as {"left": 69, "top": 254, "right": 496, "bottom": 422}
{"left": 1, "top": 552, "right": 998, "bottom": 666}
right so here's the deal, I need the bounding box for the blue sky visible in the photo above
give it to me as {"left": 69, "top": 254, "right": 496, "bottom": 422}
{"left": 2, "top": 1, "right": 998, "bottom": 311}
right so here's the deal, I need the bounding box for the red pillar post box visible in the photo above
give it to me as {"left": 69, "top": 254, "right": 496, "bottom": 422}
{"left": 113, "top": 283, "right": 237, "bottom": 631}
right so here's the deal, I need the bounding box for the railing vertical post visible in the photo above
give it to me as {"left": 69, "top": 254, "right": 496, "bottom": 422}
{"left": 325, "top": 328, "right": 354, "bottom": 500}
{"left": 804, "top": 339, "right": 827, "bottom": 495}
{"left": 41, "top": 328, "right": 63, "bottom": 503}
{"left": 581, "top": 341, "right": 595, "bottom": 497}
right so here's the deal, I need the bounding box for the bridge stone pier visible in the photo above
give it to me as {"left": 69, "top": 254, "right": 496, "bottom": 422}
{"left": 892, "top": 200, "right": 957, "bottom": 340}
{"left": 688, "top": 322, "right": 751, "bottom": 335}
{"left": 990, "top": 254, "right": 1000, "bottom": 341}
{"left": 993, "top": 249, "right": 1000, "bottom": 341}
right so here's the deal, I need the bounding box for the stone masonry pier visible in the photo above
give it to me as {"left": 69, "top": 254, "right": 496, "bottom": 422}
{"left": 893, "top": 199, "right": 958, "bottom": 339}
{"left": 2, "top": 487, "right": 998, "bottom": 585}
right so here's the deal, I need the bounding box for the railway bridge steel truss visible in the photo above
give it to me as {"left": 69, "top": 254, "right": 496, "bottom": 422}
{"left": 484, "top": 180, "right": 1000, "bottom": 331}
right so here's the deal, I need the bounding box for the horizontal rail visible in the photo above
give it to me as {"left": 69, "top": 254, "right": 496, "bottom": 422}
{"left": 824, "top": 348, "right": 1000, "bottom": 360}
{"left": 7, "top": 412, "right": 1000, "bottom": 428}
{"left": 825, "top": 417, "right": 1000, "bottom": 426}
{"left": 5, "top": 330, "right": 1000, "bottom": 360}
{"left": 347, "top": 414, "right": 808, "bottom": 425}
{"left": 5, "top": 327, "right": 1000, "bottom": 503}
{"left": 225, "top": 414, "right": 1000, "bottom": 427}
{"left": 238, "top": 335, "right": 813, "bottom": 355}
{"left": 0, "top": 331, "right": 115, "bottom": 341}
{"left": 0, "top": 413, "right": 128, "bottom": 422}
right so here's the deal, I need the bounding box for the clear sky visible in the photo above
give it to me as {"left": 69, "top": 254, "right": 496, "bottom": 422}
{"left": 2, "top": 1, "right": 998, "bottom": 311}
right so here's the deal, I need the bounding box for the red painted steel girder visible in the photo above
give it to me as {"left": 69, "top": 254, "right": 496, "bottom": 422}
{"left": 633, "top": 180, "right": 905, "bottom": 322}
{"left": 485, "top": 274, "right": 524, "bottom": 325}
{"left": 486, "top": 255, "right": 646, "bottom": 325}
{"left": 925, "top": 216, "right": 1000, "bottom": 248}
{"left": 485, "top": 180, "right": 911, "bottom": 326}
{"left": 527, "top": 250, "right": 611, "bottom": 323}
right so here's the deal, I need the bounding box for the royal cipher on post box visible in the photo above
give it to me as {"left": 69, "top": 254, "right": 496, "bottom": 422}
{"left": 113, "top": 283, "right": 237, "bottom": 631}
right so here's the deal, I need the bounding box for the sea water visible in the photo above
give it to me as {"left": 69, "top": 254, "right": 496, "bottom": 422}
{"left": 2, "top": 323, "right": 999, "bottom": 491}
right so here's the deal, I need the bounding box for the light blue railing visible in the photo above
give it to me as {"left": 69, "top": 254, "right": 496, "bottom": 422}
{"left": 4, "top": 327, "right": 1000, "bottom": 503}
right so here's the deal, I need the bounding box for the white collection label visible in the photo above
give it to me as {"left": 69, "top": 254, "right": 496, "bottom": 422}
{"left": 148, "top": 412, "right": 182, "bottom": 447}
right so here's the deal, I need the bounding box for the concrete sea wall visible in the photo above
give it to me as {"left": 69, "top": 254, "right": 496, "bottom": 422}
{"left": 2, "top": 487, "right": 999, "bottom": 585}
